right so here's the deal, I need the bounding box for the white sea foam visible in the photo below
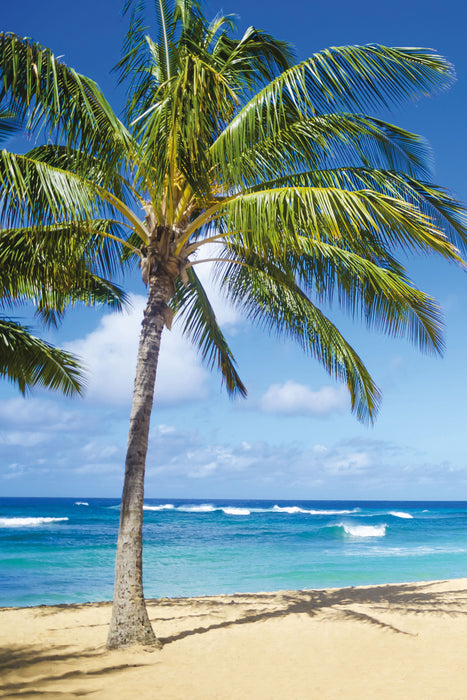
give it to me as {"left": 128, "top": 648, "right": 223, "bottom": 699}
{"left": 272, "top": 505, "right": 359, "bottom": 515}
{"left": 272, "top": 505, "right": 309, "bottom": 514}
{"left": 340, "top": 523, "right": 386, "bottom": 537}
{"left": 74, "top": 502, "right": 89, "bottom": 506}
{"left": 389, "top": 511, "right": 413, "bottom": 519}
{"left": 222, "top": 507, "right": 250, "bottom": 516}
{"left": 143, "top": 504, "right": 175, "bottom": 511}
{"left": 178, "top": 504, "right": 217, "bottom": 513}
{"left": 309, "top": 508, "right": 360, "bottom": 515}
{"left": 0, "top": 517, "right": 69, "bottom": 527}
{"left": 143, "top": 504, "right": 250, "bottom": 515}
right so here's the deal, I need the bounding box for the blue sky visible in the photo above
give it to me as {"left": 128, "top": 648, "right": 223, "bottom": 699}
{"left": 1, "top": 0, "right": 467, "bottom": 500}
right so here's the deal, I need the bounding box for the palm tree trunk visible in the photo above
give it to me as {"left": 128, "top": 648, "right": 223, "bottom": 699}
{"left": 106, "top": 272, "right": 172, "bottom": 649}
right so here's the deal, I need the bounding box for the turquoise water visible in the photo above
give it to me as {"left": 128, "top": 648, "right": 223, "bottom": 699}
{"left": 1, "top": 498, "right": 466, "bottom": 607}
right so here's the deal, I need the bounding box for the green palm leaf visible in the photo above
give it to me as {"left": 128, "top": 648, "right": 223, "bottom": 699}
{"left": 214, "top": 114, "right": 434, "bottom": 188}
{"left": 0, "top": 32, "right": 131, "bottom": 165}
{"left": 211, "top": 45, "right": 454, "bottom": 174}
{"left": 217, "top": 256, "right": 380, "bottom": 422}
{"left": 0, "top": 150, "right": 147, "bottom": 242}
{"left": 217, "top": 186, "right": 461, "bottom": 261}
{"left": 245, "top": 168, "right": 467, "bottom": 253}
{"left": 171, "top": 266, "right": 246, "bottom": 396}
{"left": 0, "top": 319, "right": 83, "bottom": 395}
{"left": 289, "top": 240, "right": 444, "bottom": 353}
{"left": 0, "top": 105, "right": 21, "bottom": 143}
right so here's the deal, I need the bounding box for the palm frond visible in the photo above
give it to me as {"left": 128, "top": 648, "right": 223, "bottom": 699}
{"left": 212, "top": 45, "right": 454, "bottom": 170}
{"left": 33, "top": 274, "right": 127, "bottom": 328}
{"left": 25, "top": 144, "right": 137, "bottom": 206}
{"left": 243, "top": 167, "right": 467, "bottom": 253}
{"left": 292, "top": 239, "right": 444, "bottom": 353}
{"left": 217, "top": 186, "right": 461, "bottom": 261}
{"left": 216, "top": 257, "right": 380, "bottom": 422}
{"left": 170, "top": 266, "right": 246, "bottom": 396}
{"left": 115, "top": 0, "right": 160, "bottom": 121}
{"left": 215, "top": 239, "right": 444, "bottom": 354}
{"left": 0, "top": 318, "right": 83, "bottom": 395}
{"left": 0, "top": 151, "right": 147, "bottom": 243}
{"left": 0, "top": 150, "right": 103, "bottom": 227}
{"left": 212, "top": 114, "right": 433, "bottom": 188}
{"left": 0, "top": 32, "right": 131, "bottom": 165}
{"left": 0, "top": 222, "right": 127, "bottom": 325}
{"left": 0, "top": 105, "right": 22, "bottom": 144}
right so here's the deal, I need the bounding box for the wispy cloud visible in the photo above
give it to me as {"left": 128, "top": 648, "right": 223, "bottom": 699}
{"left": 0, "top": 397, "right": 78, "bottom": 429}
{"left": 0, "top": 431, "right": 49, "bottom": 447}
{"left": 1, "top": 405, "right": 465, "bottom": 499}
{"left": 140, "top": 429, "right": 467, "bottom": 499}
{"left": 260, "top": 380, "right": 348, "bottom": 417}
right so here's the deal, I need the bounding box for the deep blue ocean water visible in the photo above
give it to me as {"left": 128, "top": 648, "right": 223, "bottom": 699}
{"left": 1, "top": 498, "right": 466, "bottom": 607}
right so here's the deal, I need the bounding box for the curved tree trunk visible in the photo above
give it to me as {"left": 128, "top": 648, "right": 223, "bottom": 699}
{"left": 106, "top": 272, "right": 173, "bottom": 649}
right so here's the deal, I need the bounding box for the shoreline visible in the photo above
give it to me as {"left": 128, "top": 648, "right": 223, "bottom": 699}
{"left": 1, "top": 574, "right": 465, "bottom": 612}
{"left": 1, "top": 577, "right": 466, "bottom": 699}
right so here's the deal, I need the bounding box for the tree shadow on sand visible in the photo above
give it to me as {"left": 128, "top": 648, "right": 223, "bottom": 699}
{"left": 152, "top": 581, "right": 467, "bottom": 645}
{"left": 0, "top": 644, "right": 147, "bottom": 698}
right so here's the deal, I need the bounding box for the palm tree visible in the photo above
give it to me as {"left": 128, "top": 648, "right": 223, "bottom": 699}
{"left": 0, "top": 0, "right": 465, "bottom": 647}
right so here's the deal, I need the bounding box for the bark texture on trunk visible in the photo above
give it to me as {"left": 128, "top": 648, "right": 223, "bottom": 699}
{"left": 106, "top": 272, "right": 173, "bottom": 649}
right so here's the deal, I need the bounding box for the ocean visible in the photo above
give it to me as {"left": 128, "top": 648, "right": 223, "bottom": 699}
{"left": 1, "top": 498, "right": 466, "bottom": 608}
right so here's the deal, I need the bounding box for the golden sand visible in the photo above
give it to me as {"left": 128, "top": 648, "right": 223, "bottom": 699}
{"left": 1, "top": 578, "right": 466, "bottom": 699}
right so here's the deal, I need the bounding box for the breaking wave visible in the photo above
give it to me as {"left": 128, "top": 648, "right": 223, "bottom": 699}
{"left": 142, "top": 503, "right": 361, "bottom": 517}
{"left": 145, "top": 504, "right": 251, "bottom": 515}
{"left": 177, "top": 504, "right": 217, "bottom": 513}
{"left": 272, "top": 505, "right": 360, "bottom": 516}
{"left": 389, "top": 511, "right": 413, "bottom": 519}
{"left": 222, "top": 507, "right": 250, "bottom": 516}
{"left": 143, "top": 504, "right": 175, "bottom": 511}
{"left": 339, "top": 523, "right": 387, "bottom": 537}
{"left": 0, "top": 517, "right": 69, "bottom": 528}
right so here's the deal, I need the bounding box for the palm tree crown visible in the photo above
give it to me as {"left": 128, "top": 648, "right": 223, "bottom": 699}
{"left": 0, "top": 0, "right": 465, "bottom": 647}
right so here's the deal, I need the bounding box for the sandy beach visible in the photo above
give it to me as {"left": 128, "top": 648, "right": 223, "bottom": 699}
{"left": 1, "top": 578, "right": 466, "bottom": 699}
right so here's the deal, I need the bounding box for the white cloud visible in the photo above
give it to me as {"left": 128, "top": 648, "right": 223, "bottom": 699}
{"left": 188, "top": 461, "right": 218, "bottom": 479}
{"left": 157, "top": 424, "right": 176, "bottom": 435}
{"left": 141, "top": 429, "right": 388, "bottom": 493}
{"left": 145, "top": 432, "right": 258, "bottom": 481}
{"left": 74, "top": 462, "right": 121, "bottom": 476}
{"left": 1, "top": 404, "right": 466, "bottom": 498}
{"left": 0, "top": 398, "right": 77, "bottom": 429}
{"left": 260, "top": 380, "right": 348, "bottom": 417}
{"left": 321, "top": 450, "right": 372, "bottom": 475}
{"left": 143, "top": 427, "right": 467, "bottom": 496}
{"left": 81, "top": 440, "right": 120, "bottom": 460}
{"left": 3, "top": 463, "right": 27, "bottom": 480}
{"left": 313, "top": 444, "right": 328, "bottom": 454}
{"left": 66, "top": 294, "right": 210, "bottom": 406}
{"left": 0, "top": 431, "right": 49, "bottom": 447}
